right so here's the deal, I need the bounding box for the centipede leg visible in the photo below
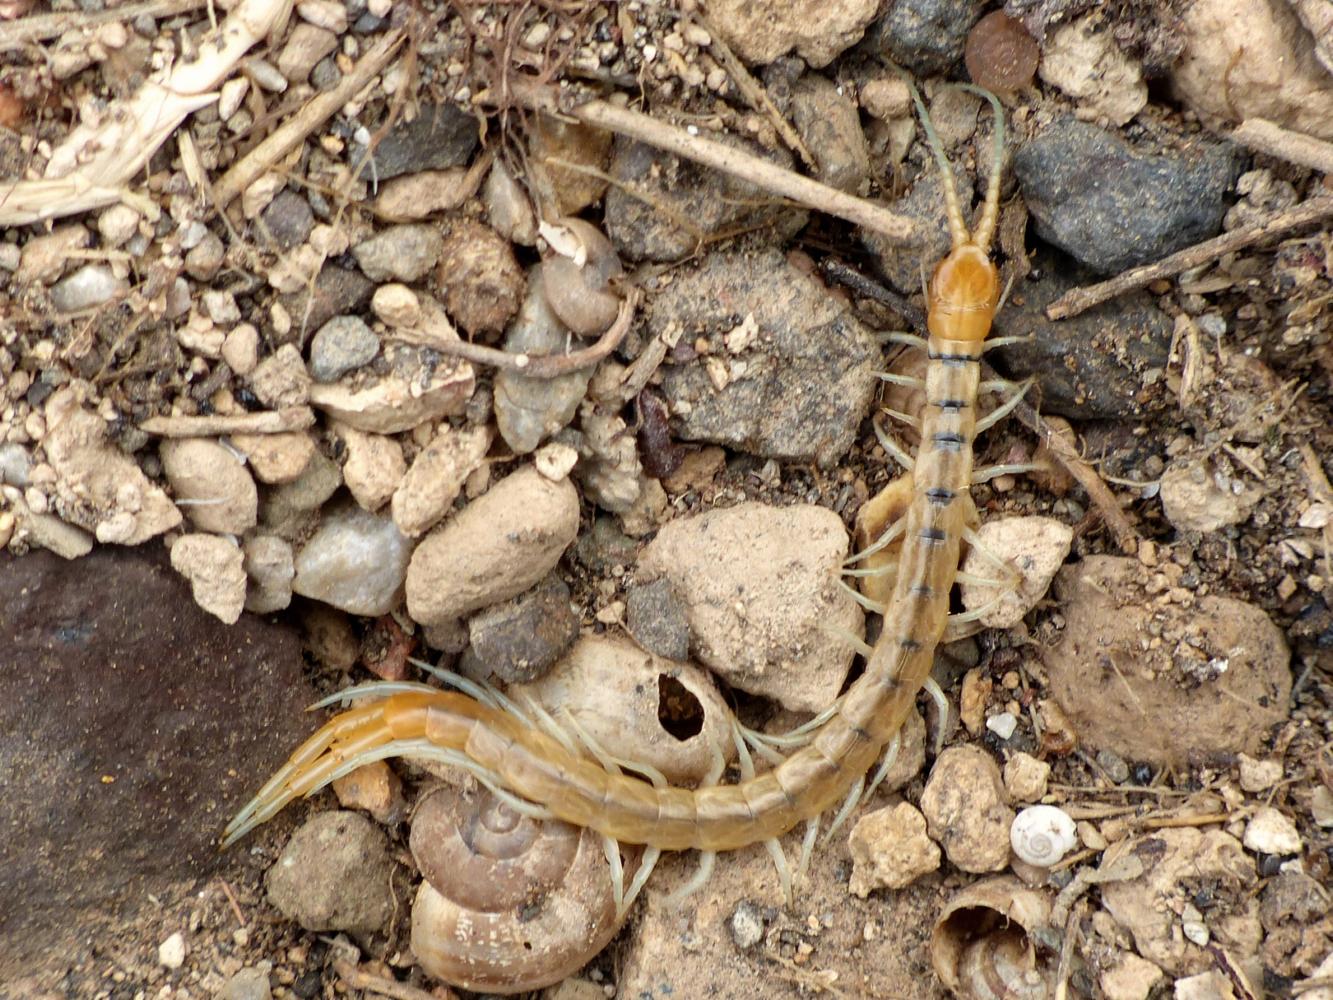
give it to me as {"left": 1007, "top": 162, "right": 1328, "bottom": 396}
{"left": 796, "top": 817, "right": 820, "bottom": 889}
{"left": 822, "top": 624, "right": 875, "bottom": 658}
{"left": 872, "top": 413, "right": 917, "bottom": 472}
{"left": 601, "top": 834, "right": 626, "bottom": 918}
{"left": 971, "top": 462, "right": 1042, "bottom": 483}
{"left": 764, "top": 837, "right": 795, "bottom": 906}
{"left": 839, "top": 578, "right": 886, "bottom": 614}
{"left": 861, "top": 732, "right": 902, "bottom": 805}
{"left": 922, "top": 677, "right": 950, "bottom": 757}
{"left": 621, "top": 846, "right": 661, "bottom": 917}
{"left": 821, "top": 772, "right": 865, "bottom": 845}
{"left": 665, "top": 850, "right": 716, "bottom": 908}
{"left": 974, "top": 376, "right": 1036, "bottom": 433}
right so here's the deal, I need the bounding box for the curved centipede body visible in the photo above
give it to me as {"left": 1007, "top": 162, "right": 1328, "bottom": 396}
{"left": 223, "top": 85, "right": 1017, "bottom": 916}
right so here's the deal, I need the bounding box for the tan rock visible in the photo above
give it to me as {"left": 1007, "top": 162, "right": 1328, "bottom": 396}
{"left": 15, "top": 224, "right": 89, "bottom": 285}
{"left": 230, "top": 431, "right": 315, "bottom": 484}
{"left": 706, "top": 0, "right": 878, "bottom": 68}
{"left": 160, "top": 438, "right": 258, "bottom": 535}
{"left": 1003, "top": 752, "right": 1051, "bottom": 803}
{"left": 243, "top": 534, "right": 294, "bottom": 614}
{"left": 960, "top": 516, "right": 1073, "bottom": 629}
{"left": 406, "top": 466, "right": 579, "bottom": 625}
{"left": 391, "top": 424, "right": 491, "bottom": 536}
{"left": 1048, "top": 556, "right": 1290, "bottom": 766}
{"left": 332, "top": 760, "right": 406, "bottom": 825}
{"left": 1039, "top": 15, "right": 1148, "bottom": 126}
{"left": 847, "top": 803, "right": 941, "bottom": 897}
{"left": 42, "top": 390, "right": 181, "bottom": 545}
{"left": 336, "top": 424, "right": 406, "bottom": 511}
{"left": 920, "top": 746, "right": 1014, "bottom": 874}
{"left": 170, "top": 533, "right": 246, "bottom": 624}
{"left": 247, "top": 343, "right": 310, "bottom": 408}
{"left": 636, "top": 502, "right": 862, "bottom": 713}
{"left": 1101, "top": 953, "right": 1165, "bottom": 1000}
{"left": 309, "top": 344, "right": 474, "bottom": 434}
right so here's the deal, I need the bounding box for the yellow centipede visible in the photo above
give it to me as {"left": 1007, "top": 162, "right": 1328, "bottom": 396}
{"left": 224, "top": 85, "right": 1018, "bottom": 911}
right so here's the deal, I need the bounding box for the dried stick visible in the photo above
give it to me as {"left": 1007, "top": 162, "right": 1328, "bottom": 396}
{"left": 507, "top": 83, "right": 918, "bottom": 245}
{"left": 331, "top": 960, "right": 453, "bottom": 1000}
{"left": 211, "top": 27, "right": 407, "bottom": 210}
{"left": 0, "top": 0, "right": 294, "bottom": 226}
{"left": 1232, "top": 118, "right": 1333, "bottom": 175}
{"left": 415, "top": 288, "right": 639, "bottom": 377}
{"left": 1045, "top": 195, "right": 1333, "bottom": 320}
{"left": 1, "top": 0, "right": 205, "bottom": 50}
{"left": 139, "top": 406, "right": 315, "bottom": 437}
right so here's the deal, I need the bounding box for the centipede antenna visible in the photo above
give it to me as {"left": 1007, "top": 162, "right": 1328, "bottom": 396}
{"left": 921, "top": 678, "right": 950, "bottom": 757}
{"left": 984, "top": 335, "right": 1034, "bottom": 350}
{"left": 822, "top": 773, "right": 865, "bottom": 846}
{"left": 764, "top": 837, "right": 795, "bottom": 906}
{"left": 974, "top": 376, "right": 1035, "bottom": 434}
{"left": 797, "top": 817, "right": 820, "bottom": 889}
{"left": 822, "top": 624, "right": 876, "bottom": 659}
{"left": 844, "top": 514, "right": 909, "bottom": 564}
{"left": 872, "top": 414, "right": 917, "bottom": 473}
{"left": 862, "top": 732, "right": 902, "bottom": 804}
{"left": 971, "top": 462, "right": 1042, "bottom": 484}
{"left": 601, "top": 834, "right": 625, "bottom": 918}
{"left": 951, "top": 82, "right": 1006, "bottom": 251}
{"left": 839, "top": 578, "right": 887, "bottom": 614}
{"left": 665, "top": 850, "right": 716, "bottom": 908}
{"left": 909, "top": 79, "right": 969, "bottom": 250}
{"left": 622, "top": 846, "right": 661, "bottom": 917}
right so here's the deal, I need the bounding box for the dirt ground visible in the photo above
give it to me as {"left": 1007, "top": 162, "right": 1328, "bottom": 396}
{"left": 1, "top": 1, "right": 1331, "bottom": 999}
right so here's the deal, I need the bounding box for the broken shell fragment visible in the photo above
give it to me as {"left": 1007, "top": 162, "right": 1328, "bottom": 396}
{"left": 1010, "top": 804, "right": 1078, "bottom": 867}
{"left": 931, "top": 876, "right": 1053, "bottom": 1000}
{"left": 409, "top": 784, "right": 628, "bottom": 994}
{"left": 539, "top": 217, "right": 624, "bottom": 336}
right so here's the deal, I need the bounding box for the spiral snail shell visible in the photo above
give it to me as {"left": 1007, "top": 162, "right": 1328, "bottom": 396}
{"left": 408, "top": 784, "right": 631, "bottom": 994}
{"left": 1009, "top": 805, "right": 1078, "bottom": 867}
{"left": 930, "top": 876, "right": 1054, "bottom": 1000}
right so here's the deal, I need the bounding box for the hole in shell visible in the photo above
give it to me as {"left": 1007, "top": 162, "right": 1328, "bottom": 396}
{"left": 657, "top": 674, "right": 705, "bottom": 741}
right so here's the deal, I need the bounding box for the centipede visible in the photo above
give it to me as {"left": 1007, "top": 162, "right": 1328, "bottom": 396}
{"left": 224, "top": 82, "right": 1028, "bottom": 943}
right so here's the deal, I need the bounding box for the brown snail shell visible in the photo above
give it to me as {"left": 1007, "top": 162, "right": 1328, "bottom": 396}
{"left": 539, "top": 217, "right": 624, "bottom": 337}
{"left": 931, "top": 876, "right": 1053, "bottom": 1000}
{"left": 409, "top": 784, "right": 630, "bottom": 994}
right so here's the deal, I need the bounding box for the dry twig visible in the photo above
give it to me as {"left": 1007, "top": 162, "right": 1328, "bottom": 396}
{"left": 138, "top": 407, "right": 315, "bottom": 437}
{"left": 332, "top": 959, "right": 453, "bottom": 1000}
{"left": 1045, "top": 195, "right": 1333, "bottom": 320}
{"left": 1232, "top": 118, "right": 1333, "bottom": 175}
{"left": 506, "top": 82, "right": 917, "bottom": 245}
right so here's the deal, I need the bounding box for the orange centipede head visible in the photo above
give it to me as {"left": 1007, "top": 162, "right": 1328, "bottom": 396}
{"left": 926, "top": 244, "right": 1000, "bottom": 343}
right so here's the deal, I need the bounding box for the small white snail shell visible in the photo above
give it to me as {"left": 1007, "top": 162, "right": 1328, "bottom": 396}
{"left": 1009, "top": 805, "right": 1078, "bottom": 867}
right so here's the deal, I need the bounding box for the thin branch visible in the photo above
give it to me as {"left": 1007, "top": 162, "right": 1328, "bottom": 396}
{"left": 504, "top": 81, "right": 918, "bottom": 246}
{"left": 332, "top": 959, "right": 453, "bottom": 1000}
{"left": 139, "top": 406, "right": 315, "bottom": 436}
{"left": 1232, "top": 118, "right": 1333, "bottom": 175}
{"left": 1045, "top": 195, "right": 1333, "bottom": 320}
{"left": 211, "top": 27, "right": 407, "bottom": 211}
{"left": 419, "top": 287, "right": 640, "bottom": 377}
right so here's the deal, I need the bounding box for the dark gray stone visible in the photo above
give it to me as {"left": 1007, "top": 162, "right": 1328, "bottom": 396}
{"left": 1015, "top": 118, "right": 1244, "bottom": 275}
{"left": 649, "top": 250, "right": 879, "bottom": 467}
{"left": 861, "top": 167, "right": 958, "bottom": 294}
{"left": 626, "top": 578, "right": 690, "bottom": 662}
{"left": 260, "top": 189, "right": 315, "bottom": 251}
{"left": 278, "top": 265, "right": 374, "bottom": 346}
{"left": 462, "top": 575, "right": 578, "bottom": 683}
{"left": 353, "top": 102, "right": 479, "bottom": 181}
{"left": 604, "top": 135, "right": 808, "bottom": 262}
{"left": 991, "top": 251, "right": 1173, "bottom": 420}
{"left": 0, "top": 548, "right": 312, "bottom": 979}
{"left": 875, "top": 0, "right": 983, "bottom": 75}
{"left": 308, "top": 314, "right": 380, "bottom": 383}
{"left": 573, "top": 516, "right": 640, "bottom": 575}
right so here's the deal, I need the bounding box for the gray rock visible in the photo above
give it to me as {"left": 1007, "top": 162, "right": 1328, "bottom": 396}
{"left": 50, "top": 264, "right": 127, "bottom": 312}
{"left": 277, "top": 265, "right": 374, "bottom": 345}
{"left": 573, "top": 515, "right": 640, "bottom": 574}
{"left": 0, "top": 442, "right": 31, "bottom": 487}
{"left": 626, "top": 578, "right": 690, "bottom": 662}
{"left": 1015, "top": 118, "right": 1243, "bottom": 274}
{"left": 308, "top": 315, "right": 380, "bottom": 382}
{"left": 352, "top": 102, "right": 478, "bottom": 181}
{"left": 218, "top": 967, "right": 272, "bottom": 1000}
{"left": 494, "top": 266, "right": 592, "bottom": 454}
{"left": 604, "top": 135, "right": 807, "bottom": 262}
{"left": 266, "top": 811, "right": 395, "bottom": 935}
{"left": 790, "top": 73, "right": 871, "bottom": 194}
{"left": 352, "top": 224, "right": 443, "bottom": 283}
{"left": 260, "top": 189, "right": 314, "bottom": 251}
{"left": 991, "top": 250, "right": 1172, "bottom": 419}
{"left": 874, "top": 0, "right": 982, "bottom": 74}
{"left": 860, "top": 168, "right": 958, "bottom": 293}
{"left": 0, "top": 548, "right": 311, "bottom": 980}
{"left": 463, "top": 575, "right": 578, "bottom": 683}
{"left": 292, "top": 500, "right": 413, "bottom": 615}
{"left": 650, "top": 250, "right": 878, "bottom": 467}
{"left": 184, "top": 231, "right": 225, "bottom": 281}
{"left": 260, "top": 448, "right": 343, "bottom": 539}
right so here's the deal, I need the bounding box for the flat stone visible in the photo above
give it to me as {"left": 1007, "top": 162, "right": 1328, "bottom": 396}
{"left": 351, "top": 224, "right": 443, "bottom": 283}
{"left": 292, "top": 500, "right": 414, "bottom": 615}
{"left": 351, "top": 102, "right": 479, "bottom": 181}
{"left": 391, "top": 423, "right": 492, "bottom": 537}
{"left": 706, "top": 0, "right": 878, "bottom": 67}
{"left": 0, "top": 548, "right": 311, "bottom": 979}
{"left": 309, "top": 344, "right": 474, "bottom": 434}
{"left": 266, "top": 811, "right": 395, "bottom": 935}
{"left": 462, "top": 575, "right": 579, "bottom": 684}
{"left": 308, "top": 314, "right": 380, "bottom": 382}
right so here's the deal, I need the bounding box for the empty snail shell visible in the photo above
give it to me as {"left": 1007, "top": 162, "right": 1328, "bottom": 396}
{"left": 409, "top": 784, "right": 630, "bottom": 994}
{"left": 1009, "top": 805, "right": 1078, "bottom": 867}
{"left": 931, "top": 876, "right": 1054, "bottom": 1000}
{"left": 539, "top": 217, "right": 624, "bottom": 337}
{"left": 510, "top": 634, "right": 736, "bottom": 785}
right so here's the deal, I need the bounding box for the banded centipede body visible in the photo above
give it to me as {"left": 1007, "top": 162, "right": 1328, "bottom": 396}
{"left": 224, "top": 83, "right": 1030, "bottom": 953}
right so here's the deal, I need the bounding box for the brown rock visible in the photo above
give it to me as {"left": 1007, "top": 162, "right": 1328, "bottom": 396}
{"left": 848, "top": 803, "right": 941, "bottom": 896}
{"left": 1047, "top": 556, "right": 1290, "bottom": 766}
{"left": 920, "top": 746, "right": 1014, "bottom": 873}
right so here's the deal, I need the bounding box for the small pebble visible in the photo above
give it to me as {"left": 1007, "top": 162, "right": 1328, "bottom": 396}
{"left": 308, "top": 314, "right": 380, "bottom": 382}
{"left": 158, "top": 931, "right": 186, "bottom": 970}
{"left": 266, "top": 811, "right": 395, "bottom": 934}
{"left": 1242, "top": 805, "right": 1302, "bottom": 857}
{"left": 218, "top": 967, "right": 272, "bottom": 1000}
{"left": 1003, "top": 752, "right": 1051, "bottom": 802}
{"left": 292, "top": 500, "right": 413, "bottom": 615}
{"left": 847, "top": 802, "right": 941, "bottom": 896}
{"left": 920, "top": 746, "right": 1015, "bottom": 873}
{"left": 730, "top": 901, "right": 765, "bottom": 949}
{"left": 986, "top": 711, "right": 1018, "bottom": 740}
{"left": 1096, "top": 748, "right": 1131, "bottom": 784}
{"left": 332, "top": 760, "right": 406, "bottom": 825}
{"left": 50, "top": 264, "right": 127, "bottom": 312}
{"left": 1237, "top": 753, "right": 1283, "bottom": 792}
{"left": 352, "top": 223, "right": 443, "bottom": 282}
